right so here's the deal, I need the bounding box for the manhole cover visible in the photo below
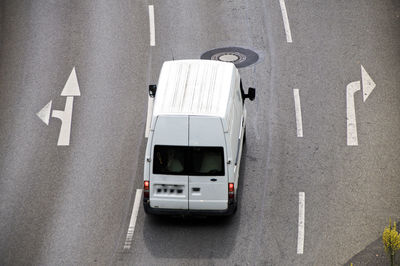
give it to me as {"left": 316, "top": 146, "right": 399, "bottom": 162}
{"left": 201, "top": 47, "right": 259, "bottom": 68}
{"left": 217, "top": 54, "right": 240, "bottom": 62}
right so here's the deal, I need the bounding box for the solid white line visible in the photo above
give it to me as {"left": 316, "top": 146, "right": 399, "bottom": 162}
{"left": 145, "top": 96, "right": 154, "bottom": 138}
{"left": 346, "top": 81, "right": 361, "bottom": 146}
{"left": 148, "top": 5, "right": 155, "bottom": 46}
{"left": 297, "top": 192, "right": 305, "bottom": 254}
{"left": 293, "top": 89, "right": 303, "bottom": 137}
{"left": 123, "top": 189, "right": 143, "bottom": 250}
{"left": 279, "top": 0, "right": 293, "bottom": 43}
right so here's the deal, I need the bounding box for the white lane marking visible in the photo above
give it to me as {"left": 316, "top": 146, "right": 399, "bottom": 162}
{"left": 123, "top": 189, "right": 143, "bottom": 250}
{"left": 361, "top": 65, "right": 376, "bottom": 102}
{"left": 36, "top": 100, "right": 52, "bottom": 125}
{"left": 297, "top": 192, "right": 305, "bottom": 254}
{"left": 37, "top": 67, "right": 81, "bottom": 146}
{"left": 61, "top": 67, "right": 80, "bottom": 96}
{"left": 145, "top": 96, "right": 154, "bottom": 138}
{"left": 148, "top": 5, "right": 155, "bottom": 46}
{"left": 52, "top": 97, "right": 74, "bottom": 146}
{"left": 346, "top": 81, "right": 361, "bottom": 146}
{"left": 279, "top": 0, "right": 293, "bottom": 43}
{"left": 293, "top": 89, "right": 303, "bottom": 137}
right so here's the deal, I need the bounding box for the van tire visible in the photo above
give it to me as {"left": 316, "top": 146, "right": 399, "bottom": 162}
{"left": 243, "top": 127, "right": 247, "bottom": 143}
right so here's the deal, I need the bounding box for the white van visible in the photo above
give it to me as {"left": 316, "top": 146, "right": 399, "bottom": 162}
{"left": 143, "top": 60, "right": 255, "bottom": 215}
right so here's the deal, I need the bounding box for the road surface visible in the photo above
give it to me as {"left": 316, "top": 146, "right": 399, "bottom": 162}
{"left": 0, "top": 0, "right": 399, "bottom": 265}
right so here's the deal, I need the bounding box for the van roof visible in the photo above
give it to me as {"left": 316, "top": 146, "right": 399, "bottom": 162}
{"left": 152, "top": 60, "right": 237, "bottom": 118}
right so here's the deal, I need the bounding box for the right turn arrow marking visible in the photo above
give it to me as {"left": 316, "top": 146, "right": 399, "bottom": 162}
{"left": 361, "top": 65, "right": 376, "bottom": 102}
{"left": 346, "top": 81, "right": 361, "bottom": 146}
{"left": 346, "top": 65, "right": 376, "bottom": 146}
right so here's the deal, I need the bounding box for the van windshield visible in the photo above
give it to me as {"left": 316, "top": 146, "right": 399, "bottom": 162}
{"left": 153, "top": 145, "right": 224, "bottom": 176}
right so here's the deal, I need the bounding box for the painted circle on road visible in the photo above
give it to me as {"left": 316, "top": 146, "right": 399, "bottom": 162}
{"left": 201, "top": 47, "right": 258, "bottom": 68}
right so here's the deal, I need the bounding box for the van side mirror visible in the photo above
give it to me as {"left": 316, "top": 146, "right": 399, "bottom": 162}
{"left": 149, "top": 85, "right": 157, "bottom": 98}
{"left": 244, "top": 87, "right": 256, "bottom": 101}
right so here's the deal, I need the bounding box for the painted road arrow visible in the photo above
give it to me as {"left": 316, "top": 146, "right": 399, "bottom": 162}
{"left": 361, "top": 65, "right": 376, "bottom": 102}
{"left": 61, "top": 67, "right": 80, "bottom": 96}
{"left": 36, "top": 100, "right": 52, "bottom": 125}
{"left": 346, "top": 65, "right": 376, "bottom": 146}
{"left": 36, "top": 67, "right": 80, "bottom": 146}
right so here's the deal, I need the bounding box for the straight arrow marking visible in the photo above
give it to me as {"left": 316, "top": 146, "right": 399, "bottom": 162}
{"left": 61, "top": 67, "right": 80, "bottom": 96}
{"left": 52, "top": 96, "right": 74, "bottom": 146}
{"left": 37, "top": 67, "right": 80, "bottom": 146}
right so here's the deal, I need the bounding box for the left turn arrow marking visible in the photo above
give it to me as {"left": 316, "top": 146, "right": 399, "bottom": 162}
{"left": 36, "top": 100, "right": 52, "bottom": 125}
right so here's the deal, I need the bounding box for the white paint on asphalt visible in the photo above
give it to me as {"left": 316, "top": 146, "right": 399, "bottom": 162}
{"left": 53, "top": 67, "right": 80, "bottom": 146}
{"left": 145, "top": 96, "right": 154, "bottom": 138}
{"left": 52, "top": 96, "right": 75, "bottom": 146}
{"left": 279, "top": 0, "right": 293, "bottom": 43}
{"left": 37, "top": 67, "right": 80, "bottom": 146}
{"left": 148, "top": 5, "right": 155, "bottom": 46}
{"left": 61, "top": 67, "right": 80, "bottom": 96}
{"left": 37, "top": 100, "right": 52, "bottom": 125}
{"left": 346, "top": 81, "right": 361, "bottom": 146}
{"left": 293, "top": 89, "right": 303, "bottom": 137}
{"left": 297, "top": 192, "right": 305, "bottom": 254}
{"left": 124, "top": 189, "right": 143, "bottom": 250}
{"left": 361, "top": 65, "right": 376, "bottom": 102}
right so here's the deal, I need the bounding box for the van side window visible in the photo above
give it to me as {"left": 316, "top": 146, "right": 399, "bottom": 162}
{"left": 153, "top": 146, "right": 224, "bottom": 176}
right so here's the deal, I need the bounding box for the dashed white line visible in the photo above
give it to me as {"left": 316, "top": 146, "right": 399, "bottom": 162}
{"left": 148, "top": 5, "right": 155, "bottom": 46}
{"left": 293, "top": 89, "right": 303, "bottom": 138}
{"left": 297, "top": 192, "right": 305, "bottom": 254}
{"left": 123, "top": 189, "right": 143, "bottom": 250}
{"left": 279, "top": 0, "right": 293, "bottom": 43}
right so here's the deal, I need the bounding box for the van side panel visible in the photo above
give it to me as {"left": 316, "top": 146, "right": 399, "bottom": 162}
{"left": 143, "top": 130, "right": 153, "bottom": 182}
{"left": 150, "top": 115, "right": 189, "bottom": 210}
{"left": 232, "top": 75, "right": 244, "bottom": 184}
{"left": 188, "top": 116, "right": 228, "bottom": 210}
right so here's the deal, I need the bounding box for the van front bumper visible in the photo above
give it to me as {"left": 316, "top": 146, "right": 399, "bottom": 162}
{"left": 143, "top": 199, "right": 236, "bottom": 216}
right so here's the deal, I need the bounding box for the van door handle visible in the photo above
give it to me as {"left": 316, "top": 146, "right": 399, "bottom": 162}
{"left": 210, "top": 178, "right": 217, "bottom": 182}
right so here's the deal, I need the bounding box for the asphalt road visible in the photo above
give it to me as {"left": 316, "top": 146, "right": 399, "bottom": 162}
{"left": 0, "top": 1, "right": 399, "bottom": 265}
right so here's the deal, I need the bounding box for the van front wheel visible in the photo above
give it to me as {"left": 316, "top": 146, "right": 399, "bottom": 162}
{"left": 243, "top": 127, "right": 246, "bottom": 143}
